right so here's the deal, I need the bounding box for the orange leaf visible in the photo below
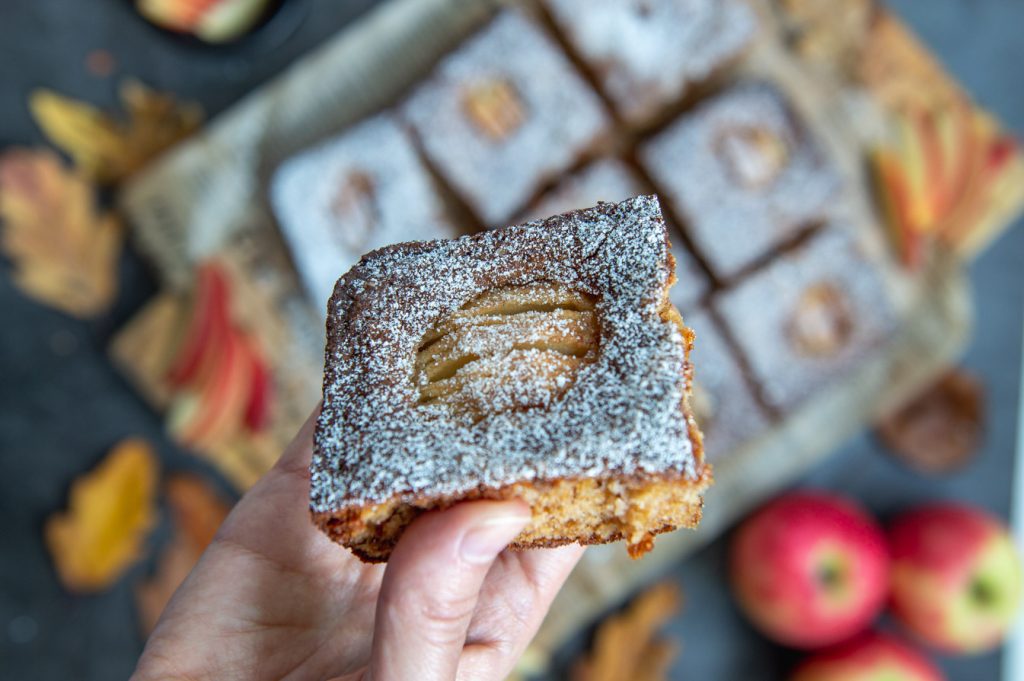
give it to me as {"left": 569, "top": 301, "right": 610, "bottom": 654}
{"left": 166, "top": 474, "right": 232, "bottom": 549}
{"left": 135, "top": 474, "right": 232, "bottom": 634}
{"left": 572, "top": 582, "right": 682, "bottom": 681}
{"left": 0, "top": 148, "right": 122, "bottom": 317}
{"left": 45, "top": 439, "right": 159, "bottom": 593}
{"left": 29, "top": 80, "right": 202, "bottom": 185}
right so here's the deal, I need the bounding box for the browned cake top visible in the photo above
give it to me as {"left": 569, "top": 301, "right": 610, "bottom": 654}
{"left": 311, "top": 196, "right": 701, "bottom": 512}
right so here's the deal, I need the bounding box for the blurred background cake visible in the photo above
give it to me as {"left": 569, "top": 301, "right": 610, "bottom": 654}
{"left": 641, "top": 83, "right": 842, "bottom": 280}
{"left": 401, "top": 11, "right": 611, "bottom": 227}
{"left": 270, "top": 112, "right": 456, "bottom": 314}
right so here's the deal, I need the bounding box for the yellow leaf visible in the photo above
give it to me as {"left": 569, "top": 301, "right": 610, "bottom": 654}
{"left": 0, "top": 148, "right": 122, "bottom": 317}
{"left": 29, "top": 80, "right": 202, "bottom": 185}
{"left": 136, "top": 474, "right": 232, "bottom": 634}
{"left": 45, "top": 439, "right": 160, "bottom": 593}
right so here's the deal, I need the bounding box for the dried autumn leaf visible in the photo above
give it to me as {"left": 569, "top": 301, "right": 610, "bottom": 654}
{"left": 45, "top": 439, "right": 159, "bottom": 593}
{"left": 165, "top": 474, "right": 232, "bottom": 548}
{"left": 572, "top": 581, "right": 682, "bottom": 681}
{"left": 30, "top": 79, "right": 202, "bottom": 185}
{"left": 0, "top": 148, "right": 122, "bottom": 317}
{"left": 136, "top": 475, "right": 232, "bottom": 634}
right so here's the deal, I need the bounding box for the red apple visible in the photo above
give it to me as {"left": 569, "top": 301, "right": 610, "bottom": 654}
{"left": 791, "top": 632, "right": 944, "bottom": 681}
{"left": 889, "top": 504, "right": 1023, "bottom": 654}
{"left": 730, "top": 491, "right": 890, "bottom": 649}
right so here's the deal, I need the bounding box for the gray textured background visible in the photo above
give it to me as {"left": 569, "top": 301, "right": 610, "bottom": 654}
{"left": 0, "top": 1, "right": 1021, "bottom": 679}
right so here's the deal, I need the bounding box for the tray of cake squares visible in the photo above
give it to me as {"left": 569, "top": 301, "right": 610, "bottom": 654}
{"left": 111, "top": 0, "right": 1024, "bottom": 669}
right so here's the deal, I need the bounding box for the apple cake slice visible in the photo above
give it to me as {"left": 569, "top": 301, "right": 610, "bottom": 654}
{"left": 311, "top": 196, "right": 711, "bottom": 562}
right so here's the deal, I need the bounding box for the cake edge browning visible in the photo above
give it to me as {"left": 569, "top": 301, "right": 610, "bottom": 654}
{"left": 312, "top": 467, "right": 712, "bottom": 564}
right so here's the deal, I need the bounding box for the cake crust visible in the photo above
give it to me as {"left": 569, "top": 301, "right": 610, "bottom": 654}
{"left": 312, "top": 196, "right": 710, "bottom": 562}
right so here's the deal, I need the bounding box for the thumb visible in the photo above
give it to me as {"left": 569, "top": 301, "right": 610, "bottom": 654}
{"left": 365, "top": 500, "right": 531, "bottom": 681}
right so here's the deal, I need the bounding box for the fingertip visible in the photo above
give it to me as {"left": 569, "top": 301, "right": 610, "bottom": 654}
{"left": 369, "top": 500, "right": 532, "bottom": 681}
{"left": 458, "top": 506, "right": 531, "bottom": 565}
{"left": 394, "top": 499, "right": 531, "bottom": 566}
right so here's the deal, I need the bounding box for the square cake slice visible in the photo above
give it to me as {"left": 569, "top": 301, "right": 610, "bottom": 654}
{"left": 685, "top": 309, "right": 771, "bottom": 461}
{"left": 717, "top": 226, "right": 896, "bottom": 412}
{"left": 641, "top": 83, "right": 842, "bottom": 279}
{"left": 312, "top": 196, "right": 711, "bottom": 562}
{"left": 270, "top": 112, "right": 456, "bottom": 315}
{"left": 401, "top": 11, "right": 611, "bottom": 227}
{"left": 544, "top": 0, "right": 758, "bottom": 125}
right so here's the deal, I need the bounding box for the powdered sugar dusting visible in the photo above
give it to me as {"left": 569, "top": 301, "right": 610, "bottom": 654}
{"left": 641, "top": 83, "right": 842, "bottom": 278}
{"left": 545, "top": 0, "right": 757, "bottom": 123}
{"left": 717, "top": 225, "right": 896, "bottom": 411}
{"left": 311, "top": 196, "right": 700, "bottom": 511}
{"left": 270, "top": 113, "right": 455, "bottom": 316}
{"left": 401, "top": 11, "right": 611, "bottom": 226}
{"left": 416, "top": 286, "right": 598, "bottom": 418}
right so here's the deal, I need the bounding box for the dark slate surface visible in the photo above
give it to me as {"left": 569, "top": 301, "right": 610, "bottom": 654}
{"left": 1, "top": 1, "right": 1021, "bottom": 679}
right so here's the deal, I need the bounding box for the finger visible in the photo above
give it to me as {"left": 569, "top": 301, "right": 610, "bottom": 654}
{"left": 211, "top": 403, "right": 355, "bottom": 574}
{"left": 457, "top": 544, "right": 586, "bottom": 680}
{"left": 270, "top": 401, "right": 322, "bottom": 480}
{"left": 367, "top": 501, "right": 531, "bottom": 681}
{"left": 216, "top": 403, "right": 320, "bottom": 540}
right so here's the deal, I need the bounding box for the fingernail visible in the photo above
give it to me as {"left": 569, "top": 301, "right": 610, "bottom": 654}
{"left": 460, "top": 512, "right": 530, "bottom": 564}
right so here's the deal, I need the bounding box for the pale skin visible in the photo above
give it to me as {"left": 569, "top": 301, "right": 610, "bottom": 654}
{"left": 131, "top": 409, "right": 585, "bottom": 681}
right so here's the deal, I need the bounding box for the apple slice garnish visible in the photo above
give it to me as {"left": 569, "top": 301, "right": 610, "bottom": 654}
{"left": 870, "top": 96, "right": 1019, "bottom": 266}
{"left": 870, "top": 147, "right": 923, "bottom": 268}
{"left": 242, "top": 342, "right": 272, "bottom": 433}
{"left": 934, "top": 100, "right": 977, "bottom": 220}
{"left": 171, "top": 326, "right": 254, "bottom": 448}
{"left": 895, "top": 113, "right": 935, "bottom": 235}
{"left": 165, "top": 263, "right": 230, "bottom": 388}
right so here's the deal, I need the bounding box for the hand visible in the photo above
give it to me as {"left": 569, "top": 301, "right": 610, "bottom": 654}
{"left": 131, "top": 409, "right": 584, "bottom": 681}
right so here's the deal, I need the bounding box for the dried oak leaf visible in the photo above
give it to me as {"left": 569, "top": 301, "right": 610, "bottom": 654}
{"left": 0, "top": 148, "right": 122, "bottom": 317}
{"left": 29, "top": 80, "right": 202, "bottom": 185}
{"left": 45, "top": 439, "right": 159, "bottom": 593}
{"left": 136, "top": 475, "right": 232, "bottom": 634}
{"left": 572, "top": 581, "right": 682, "bottom": 681}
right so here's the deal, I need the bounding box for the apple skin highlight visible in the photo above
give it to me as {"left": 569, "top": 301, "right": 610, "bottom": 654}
{"left": 889, "top": 504, "right": 1024, "bottom": 654}
{"left": 730, "top": 491, "right": 890, "bottom": 649}
{"left": 790, "top": 632, "right": 944, "bottom": 681}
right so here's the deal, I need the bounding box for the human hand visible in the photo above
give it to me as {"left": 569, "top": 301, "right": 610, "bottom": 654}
{"left": 131, "top": 409, "right": 584, "bottom": 681}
